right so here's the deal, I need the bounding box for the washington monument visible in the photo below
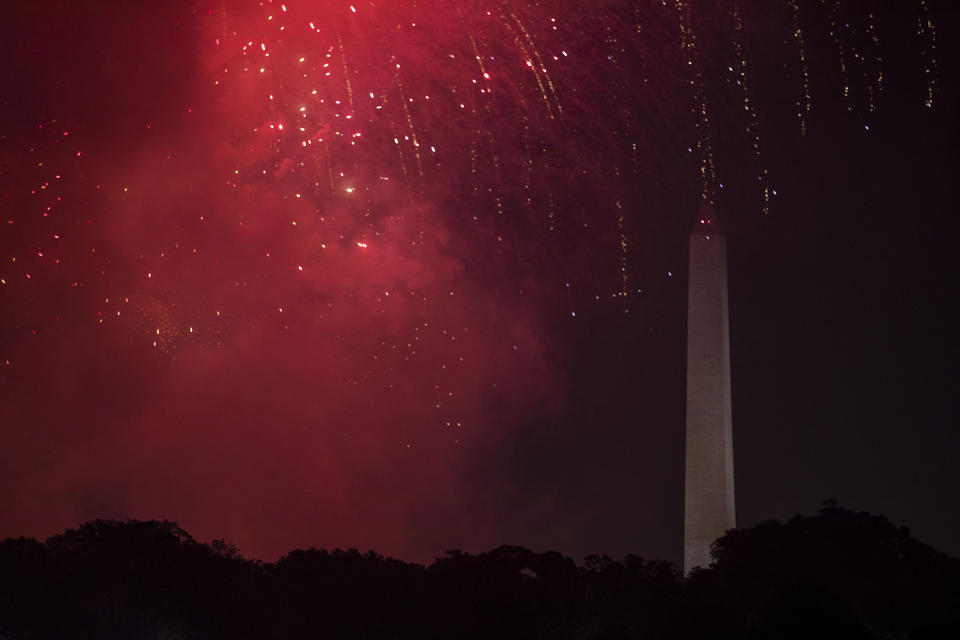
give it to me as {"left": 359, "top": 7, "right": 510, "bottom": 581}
{"left": 683, "top": 201, "right": 735, "bottom": 572}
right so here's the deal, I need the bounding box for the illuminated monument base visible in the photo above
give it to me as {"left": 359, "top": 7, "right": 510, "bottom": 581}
{"left": 683, "top": 203, "right": 735, "bottom": 573}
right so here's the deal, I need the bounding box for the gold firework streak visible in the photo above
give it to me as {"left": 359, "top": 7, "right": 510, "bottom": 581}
{"left": 787, "top": 0, "right": 812, "bottom": 135}
{"left": 615, "top": 196, "right": 629, "bottom": 311}
{"left": 733, "top": 2, "right": 770, "bottom": 214}
{"left": 865, "top": 12, "right": 883, "bottom": 114}
{"left": 917, "top": 0, "right": 939, "bottom": 108}
{"left": 507, "top": 8, "right": 561, "bottom": 113}
{"left": 821, "top": 0, "right": 851, "bottom": 110}
{"left": 676, "top": 0, "right": 717, "bottom": 203}
{"left": 337, "top": 32, "right": 356, "bottom": 115}
{"left": 498, "top": 6, "right": 559, "bottom": 118}
{"left": 392, "top": 58, "right": 424, "bottom": 178}
{"left": 456, "top": 6, "right": 494, "bottom": 95}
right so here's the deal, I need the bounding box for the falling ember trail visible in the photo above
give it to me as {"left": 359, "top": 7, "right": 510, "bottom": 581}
{"left": 917, "top": 0, "right": 939, "bottom": 108}
{"left": 732, "top": 2, "right": 769, "bottom": 214}
{"left": 788, "top": 0, "right": 812, "bottom": 134}
{"left": 822, "top": 0, "right": 852, "bottom": 110}
{"left": 675, "top": 0, "right": 717, "bottom": 202}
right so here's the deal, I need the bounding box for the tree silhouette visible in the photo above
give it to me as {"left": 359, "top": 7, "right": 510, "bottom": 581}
{"left": 701, "top": 503, "right": 960, "bottom": 638}
{"left": 0, "top": 505, "right": 956, "bottom": 639}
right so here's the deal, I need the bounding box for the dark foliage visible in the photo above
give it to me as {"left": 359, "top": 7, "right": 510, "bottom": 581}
{"left": 0, "top": 505, "right": 956, "bottom": 639}
{"left": 700, "top": 501, "right": 960, "bottom": 639}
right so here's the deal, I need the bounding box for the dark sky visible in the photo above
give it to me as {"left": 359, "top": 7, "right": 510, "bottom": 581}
{"left": 1, "top": 0, "right": 957, "bottom": 564}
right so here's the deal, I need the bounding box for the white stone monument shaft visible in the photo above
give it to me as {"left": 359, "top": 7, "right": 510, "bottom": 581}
{"left": 683, "top": 206, "right": 735, "bottom": 573}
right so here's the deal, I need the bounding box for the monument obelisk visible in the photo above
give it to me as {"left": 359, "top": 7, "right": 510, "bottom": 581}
{"left": 683, "top": 201, "right": 735, "bottom": 572}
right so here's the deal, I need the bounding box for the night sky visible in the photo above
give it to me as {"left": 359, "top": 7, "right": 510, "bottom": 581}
{"left": 1, "top": 0, "right": 957, "bottom": 565}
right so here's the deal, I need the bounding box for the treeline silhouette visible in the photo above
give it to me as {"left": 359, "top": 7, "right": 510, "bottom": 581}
{"left": 0, "top": 503, "right": 957, "bottom": 639}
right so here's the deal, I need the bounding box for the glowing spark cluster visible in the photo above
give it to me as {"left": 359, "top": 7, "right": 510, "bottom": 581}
{"left": 0, "top": 0, "right": 943, "bottom": 444}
